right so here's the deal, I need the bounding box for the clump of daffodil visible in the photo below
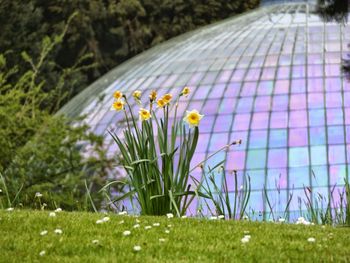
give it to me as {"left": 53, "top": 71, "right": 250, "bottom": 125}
{"left": 184, "top": 109, "right": 204, "bottom": 128}
{"left": 113, "top": 91, "right": 123, "bottom": 100}
{"left": 149, "top": 90, "right": 157, "bottom": 102}
{"left": 162, "top": 93, "right": 172, "bottom": 105}
{"left": 111, "top": 100, "right": 125, "bottom": 111}
{"left": 139, "top": 108, "right": 151, "bottom": 121}
{"left": 157, "top": 98, "right": 166, "bottom": 108}
{"left": 133, "top": 90, "right": 142, "bottom": 100}
{"left": 181, "top": 87, "right": 190, "bottom": 97}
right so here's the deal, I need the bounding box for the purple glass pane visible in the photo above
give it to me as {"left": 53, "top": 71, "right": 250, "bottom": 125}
{"left": 345, "top": 92, "right": 350, "bottom": 107}
{"left": 258, "top": 81, "right": 274, "bottom": 95}
{"left": 188, "top": 72, "right": 205, "bottom": 85}
{"left": 326, "top": 108, "right": 344, "bottom": 125}
{"left": 328, "top": 145, "right": 346, "bottom": 164}
{"left": 231, "top": 69, "right": 246, "bottom": 82}
{"left": 271, "top": 112, "right": 288, "bottom": 129}
{"left": 326, "top": 78, "right": 341, "bottom": 92}
{"left": 289, "top": 128, "right": 308, "bottom": 147}
{"left": 290, "top": 94, "right": 306, "bottom": 110}
{"left": 274, "top": 80, "right": 289, "bottom": 95}
{"left": 268, "top": 148, "right": 287, "bottom": 168}
{"left": 325, "top": 64, "right": 340, "bottom": 77}
{"left": 225, "top": 83, "right": 241, "bottom": 98}
{"left": 265, "top": 55, "right": 279, "bottom": 67}
{"left": 233, "top": 113, "right": 251, "bottom": 131}
{"left": 309, "top": 109, "right": 325, "bottom": 127}
{"left": 328, "top": 126, "right": 345, "bottom": 144}
{"left": 254, "top": 96, "right": 271, "bottom": 112}
{"left": 289, "top": 167, "right": 310, "bottom": 188}
{"left": 308, "top": 65, "right": 323, "bottom": 77}
{"left": 209, "top": 84, "right": 226, "bottom": 99}
{"left": 272, "top": 95, "right": 288, "bottom": 111}
{"left": 308, "top": 93, "right": 324, "bottom": 109}
{"left": 248, "top": 169, "right": 266, "bottom": 190}
{"left": 236, "top": 97, "right": 254, "bottom": 113}
{"left": 289, "top": 147, "right": 309, "bottom": 167}
{"left": 277, "top": 66, "right": 290, "bottom": 79}
{"left": 345, "top": 109, "right": 350, "bottom": 125}
{"left": 192, "top": 85, "right": 210, "bottom": 99}
{"left": 326, "top": 92, "right": 343, "bottom": 108}
{"left": 289, "top": 110, "right": 308, "bottom": 128}
{"left": 310, "top": 127, "right": 326, "bottom": 145}
{"left": 218, "top": 98, "right": 236, "bottom": 114}
{"left": 291, "top": 79, "right": 306, "bottom": 94}
{"left": 241, "top": 82, "right": 257, "bottom": 97}
{"left": 308, "top": 78, "right": 323, "bottom": 93}
{"left": 308, "top": 53, "right": 323, "bottom": 64}
{"left": 330, "top": 165, "right": 347, "bottom": 185}
{"left": 227, "top": 150, "right": 246, "bottom": 170}
{"left": 249, "top": 130, "right": 268, "bottom": 149}
{"left": 267, "top": 168, "right": 287, "bottom": 189}
{"left": 217, "top": 70, "right": 233, "bottom": 83}
{"left": 246, "top": 68, "right": 261, "bottom": 81}
{"left": 261, "top": 67, "right": 276, "bottom": 80}
{"left": 292, "top": 65, "right": 306, "bottom": 78}
{"left": 251, "top": 112, "right": 269, "bottom": 130}
{"left": 209, "top": 133, "right": 229, "bottom": 151}
{"left": 213, "top": 115, "right": 233, "bottom": 133}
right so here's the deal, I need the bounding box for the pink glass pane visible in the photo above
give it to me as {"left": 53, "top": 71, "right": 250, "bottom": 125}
{"left": 289, "top": 110, "right": 307, "bottom": 127}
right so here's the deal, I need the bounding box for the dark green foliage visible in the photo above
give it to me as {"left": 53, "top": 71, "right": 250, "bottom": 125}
{"left": 0, "top": 0, "right": 260, "bottom": 109}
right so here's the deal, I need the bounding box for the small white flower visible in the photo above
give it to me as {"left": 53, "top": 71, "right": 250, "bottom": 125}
{"left": 133, "top": 245, "right": 141, "bottom": 252}
{"left": 278, "top": 218, "right": 285, "bottom": 223}
{"left": 35, "top": 192, "right": 43, "bottom": 198}
{"left": 135, "top": 219, "right": 141, "bottom": 223}
{"left": 243, "top": 230, "right": 250, "bottom": 234}
{"left": 49, "top": 212, "right": 56, "bottom": 217}
{"left": 166, "top": 213, "right": 174, "bottom": 219}
{"left": 6, "top": 207, "right": 14, "bottom": 212}
{"left": 307, "top": 237, "right": 316, "bottom": 243}
{"left": 241, "top": 237, "right": 250, "bottom": 244}
{"left": 144, "top": 226, "right": 152, "bottom": 230}
{"left": 242, "top": 215, "right": 249, "bottom": 220}
{"left": 167, "top": 224, "right": 172, "bottom": 228}
{"left": 244, "top": 235, "right": 251, "bottom": 239}
{"left": 123, "top": 230, "right": 131, "bottom": 236}
{"left": 296, "top": 217, "right": 311, "bottom": 225}
{"left": 54, "top": 229, "right": 63, "bottom": 235}
{"left": 102, "top": 217, "right": 110, "bottom": 222}
{"left": 209, "top": 216, "right": 217, "bottom": 220}
{"left": 118, "top": 211, "right": 127, "bottom": 216}
{"left": 0, "top": 189, "right": 2, "bottom": 193}
{"left": 133, "top": 224, "right": 140, "bottom": 228}
{"left": 39, "top": 250, "right": 46, "bottom": 256}
{"left": 40, "top": 230, "right": 48, "bottom": 236}
{"left": 218, "top": 215, "right": 225, "bottom": 219}
{"left": 96, "top": 219, "right": 103, "bottom": 224}
{"left": 165, "top": 229, "right": 170, "bottom": 234}
{"left": 159, "top": 238, "right": 166, "bottom": 242}
{"left": 92, "top": 239, "right": 99, "bottom": 244}
{"left": 54, "top": 208, "right": 62, "bottom": 213}
{"left": 321, "top": 225, "right": 326, "bottom": 229}
{"left": 181, "top": 215, "right": 187, "bottom": 219}
{"left": 153, "top": 223, "right": 160, "bottom": 227}
{"left": 118, "top": 220, "right": 124, "bottom": 225}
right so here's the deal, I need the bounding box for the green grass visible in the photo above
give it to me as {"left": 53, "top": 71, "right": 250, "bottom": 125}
{"left": 1, "top": 210, "right": 350, "bottom": 262}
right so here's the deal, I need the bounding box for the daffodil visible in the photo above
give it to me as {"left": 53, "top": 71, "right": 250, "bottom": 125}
{"left": 133, "top": 90, "right": 142, "bottom": 100}
{"left": 149, "top": 90, "right": 157, "bottom": 101}
{"left": 139, "top": 108, "right": 151, "bottom": 121}
{"left": 113, "top": 91, "right": 123, "bottom": 100}
{"left": 157, "top": 99, "right": 166, "bottom": 108}
{"left": 181, "top": 86, "right": 190, "bottom": 96}
{"left": 111, "top": 100, "right": 125, "bottom": 111}
{"left": 183, "top": 110, "right": 204, "bottom": 128}
{"left": 162, "top": 93, "right": 172, "bottom": 104}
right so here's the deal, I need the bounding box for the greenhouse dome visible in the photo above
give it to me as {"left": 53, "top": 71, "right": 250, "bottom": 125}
{"left": 60, "top": 0, "right": 350, "bottom": 216}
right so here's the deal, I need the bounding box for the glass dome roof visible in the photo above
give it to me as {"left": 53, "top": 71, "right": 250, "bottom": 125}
{"left": 60, "top": 2, "right": 350, "bottom": 216}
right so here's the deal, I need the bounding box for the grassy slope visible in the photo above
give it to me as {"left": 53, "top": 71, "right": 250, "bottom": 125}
{"left": 0, "top": 210, "right": 349, "bottom": 263}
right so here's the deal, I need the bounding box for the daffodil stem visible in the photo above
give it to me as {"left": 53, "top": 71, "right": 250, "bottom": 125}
{"left": 189, "top": 140, "right": 241, "bottom": 173}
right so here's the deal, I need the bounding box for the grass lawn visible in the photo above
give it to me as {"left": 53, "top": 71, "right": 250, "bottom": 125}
{"left": 1, "top": 210, "right": 349, "bottom": 262}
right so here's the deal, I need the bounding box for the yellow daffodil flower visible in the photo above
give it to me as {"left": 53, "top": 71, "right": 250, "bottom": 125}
{"left": 162, "top": 93, "right": 172, "bottom": 104}
{"left": 157, "top": 99, "right": 166, "bottom": 108}
{"left": 133, "top": 90, "right": 142, "bottom": 100}
{"left": 149, "top": 90, "right": 157, "bottom": 101}
{"left": 111, "top": 100, "right": 125, "bottom": 111}
{"left": 139, "top": 108, "right": 151, "bottom": 121}
{"left": 181, "top": 87, "right": 190, "bottom": 96}
{"left": 183, "top": 109, "right": 204, "bottom": 128}
{"left": 113, "top": 91, "right": 123, "bottom": 100}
